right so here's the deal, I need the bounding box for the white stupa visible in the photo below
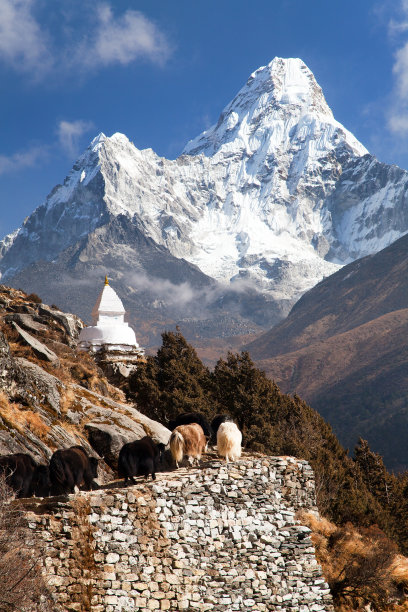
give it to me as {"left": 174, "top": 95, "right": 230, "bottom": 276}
{"left": 78, "top": 276, "right": 143, "bottom": 355}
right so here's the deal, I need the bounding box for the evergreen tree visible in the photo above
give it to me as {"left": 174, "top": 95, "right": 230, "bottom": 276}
{"left": 126, "top": 330, "right": 408, "bottom": 554}
{"left": 355, "top": 438, "right": 408, "bottom": 552}
{"left": 354, "top": 439, "right": 392, "bottom": 505}
{"left": 212, "top": 351, "right": 278, "bottom": 450}
{"left": 128, "top": 330, "right": 213, "bottom": 424}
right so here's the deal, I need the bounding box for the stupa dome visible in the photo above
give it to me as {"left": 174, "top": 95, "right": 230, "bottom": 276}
{"left": 78, "top": 277, "right": 141, "bottom": 353}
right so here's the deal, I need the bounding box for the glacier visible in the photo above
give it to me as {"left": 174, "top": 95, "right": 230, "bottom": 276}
{"left": 1, "top": 57, "right": 408, "bottom": 336}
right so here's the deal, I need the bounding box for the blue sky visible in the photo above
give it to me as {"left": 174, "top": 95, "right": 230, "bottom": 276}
{"left": 1, "top": 0, "right": 408, "bottom": 237}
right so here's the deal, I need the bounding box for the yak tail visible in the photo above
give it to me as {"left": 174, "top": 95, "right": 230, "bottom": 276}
{"left": 170, "top": 431, "right": 184, "bottom": 466}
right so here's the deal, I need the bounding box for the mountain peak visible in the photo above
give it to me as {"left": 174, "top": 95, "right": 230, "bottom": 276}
{"left": 248, "top": 57, "right": 331, "bottom": 114}
{"left": 90, "top": 132, "right": 107, "bottom": 149}
{"left": 2, "top": 55, "right": 404, "bottom": 338}
{"left": 183, "top": 57, "right": 365, "bottom": 158}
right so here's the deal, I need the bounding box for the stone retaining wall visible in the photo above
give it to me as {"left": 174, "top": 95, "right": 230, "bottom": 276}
{"left": 25, "top": 456, "right": 334, "bottom": 611}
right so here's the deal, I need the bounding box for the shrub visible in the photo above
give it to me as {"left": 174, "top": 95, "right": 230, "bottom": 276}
{"left": 26, "top": 293, "right": 42, "bottom": 304}
{"left": 300, "top": 511, "right": 406, "bottom": 611}
{"left": 0, "top": 473, "right": 52, "bottom": 611}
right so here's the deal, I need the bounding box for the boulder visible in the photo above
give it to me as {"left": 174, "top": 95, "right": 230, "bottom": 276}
{"left": 15, "top": 358, "right": 62, "bottom": 415}
{"left": 12, "top": 322, "right": 60, "bottom": 365}
{"left": 67, "top": 385, "right": 171, "bottom": 469}
{"left": 38, "top": 305, "right": 83, "bottom": 344}
{"left": 85, "top": 422, "right": 129, "bottom": 469}
{"left": 5, "top": 313, "right": 48, "bottom": 334}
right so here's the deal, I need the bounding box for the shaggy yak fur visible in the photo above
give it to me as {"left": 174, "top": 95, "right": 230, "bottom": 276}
{"left": 0, "top": 453, "right": 49, "bottom": 498}
{"left": 210, "top": 414, "right": 234, "bottom": 443}
{"left": 169, "top": 423, "right": 207, "bottom": 468}
{"left": 49, "top": 446, "right": 98, "bottom": 495}
{"left": 118, "top": 436, "right": 165, "bottom": 484}
{"left": 168, "top": 412, "right": 212, "bottom": 439}
{"left": 217, "top": 422, "right": 242, "bottom": 463}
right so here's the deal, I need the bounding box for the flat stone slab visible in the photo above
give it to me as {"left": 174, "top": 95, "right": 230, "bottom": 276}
{"left": 15, "top": 358, "right": 62, "bottom": 414}
{"left": 5, "top": 313, "right": 48, "bottom": 334}
{"left": 12, "top": 322, "right": 60, "bottom": 365}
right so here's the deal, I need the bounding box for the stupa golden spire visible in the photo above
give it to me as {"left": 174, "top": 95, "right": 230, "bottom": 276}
{"left": 104, "top": 275, "right": 109, "bottom": 286}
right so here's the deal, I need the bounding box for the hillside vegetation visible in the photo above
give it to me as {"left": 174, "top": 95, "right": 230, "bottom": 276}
{"left": 127, "top": 330, "right": 408, "bottom": 559}
{"left": 246, "top": 232, "right": 408, "bottom": 472}
{"left": 1, "top": 286, "right": 408, "bottom": 609}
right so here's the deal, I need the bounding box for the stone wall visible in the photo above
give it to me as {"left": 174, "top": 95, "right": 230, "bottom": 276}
{"left": 24, "top": 456, "right": 334, "bottom": 611}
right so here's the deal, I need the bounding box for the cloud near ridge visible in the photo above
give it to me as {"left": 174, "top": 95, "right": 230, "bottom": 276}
{"left": 0, "top": 144, "right": 48, "bottom": 175}
{"left": 57, "top": 120, "right": 95, "bottom": 157}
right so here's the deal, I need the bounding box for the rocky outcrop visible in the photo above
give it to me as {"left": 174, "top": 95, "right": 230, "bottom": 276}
{"left": 0, "top": 286, "right": 170, "bottom": 476}
{"left": 15, "top": 358, "right": 62, "bottom": 415}
{"left": 12, "top": 322, "right": 60, "bottom": 364}
{"left": 73, "top": 385, "right": 170, "bottom": 468}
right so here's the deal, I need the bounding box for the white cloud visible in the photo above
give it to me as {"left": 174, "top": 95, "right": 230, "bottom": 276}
{"left": 0, "top": 145, "right": 47, "bottom": 175}
{"left": 0, "top": 2, "right": 171, "bottom": 80}
{"left": 57, "top": 120, "right": 94, "bottom": 156}
{"left": 0, "top": 0, "right": 52, "bottom": 77}
{"left": 388, "top": 1, "right": 408, "bottom": 134}
{"left": 0, "top": 120, "right": 93, "bottom": 176}
{"left": 78, "top": 4, "right": 171, "bottom": 69}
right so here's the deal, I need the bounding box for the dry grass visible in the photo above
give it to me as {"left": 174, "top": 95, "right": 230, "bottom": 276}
{"left": 59, "top": 386, "right": 81, "bottom": 415}
{"left": 70, "top": 497, "right": 98, "bottom": 611}
{"left": 298, "top": 510, "right": 408, "bottom": 611}
{"left": 0, "top": 391, "right": 50, "bottom": 441}
{"left": 24, "top": 412, "right": 50, "bottom": 441}
{"left": 0, "top": 391, "right": 25, "bottom": 434}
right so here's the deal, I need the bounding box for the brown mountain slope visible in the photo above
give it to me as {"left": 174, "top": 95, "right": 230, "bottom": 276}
{"left": 246, "top": 233, "right": 408, "bottom": 471}
{"left": 247, "top": 232, "right": 408, "bottom": 360}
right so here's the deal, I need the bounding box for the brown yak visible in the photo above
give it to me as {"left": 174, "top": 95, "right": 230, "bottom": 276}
{"left": 169, "top": 423, "right": 207, "bottom": 468}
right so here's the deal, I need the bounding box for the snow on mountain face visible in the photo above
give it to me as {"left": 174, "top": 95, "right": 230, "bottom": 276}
{"left": 184, "top": 57, "right": 366, "bottom": 158}
{"left": 1, "top": 57, "right": 408, "bottom": 323}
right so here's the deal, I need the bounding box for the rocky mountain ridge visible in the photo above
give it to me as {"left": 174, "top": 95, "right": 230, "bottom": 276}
{"left": 1, "top": 57, "right": 408, "bottom": 342}
{"left": 0, "top": 286, "right": 169, "bottom": 473}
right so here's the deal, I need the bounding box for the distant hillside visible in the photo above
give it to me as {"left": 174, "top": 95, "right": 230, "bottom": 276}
{"left": 246, "top": 232, "right": 408, "bottom": 471}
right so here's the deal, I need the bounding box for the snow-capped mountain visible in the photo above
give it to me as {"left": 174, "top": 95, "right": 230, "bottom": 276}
{"left": 1, "top": 57, "right": 408, "bottom": 341}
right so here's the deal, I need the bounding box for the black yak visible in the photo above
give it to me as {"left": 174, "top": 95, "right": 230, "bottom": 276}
{"left": 118, "top": 436, "right": 165, "bottom": 484}
{"left": 49, "top": 446, "right": 98, "bottom": 495}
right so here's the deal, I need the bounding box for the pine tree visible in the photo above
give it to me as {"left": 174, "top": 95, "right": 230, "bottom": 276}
{"left": 126, "top": 331, "right": 408, "bottom": 553}
{"left": 128, "top": 330, "right": 213, "bottom": 424}
{"left": 354, "top": 438, "right": 408, "bottom": 552}
{"left": 354, "top": 439, "right": 391, "bottom": 505}
{"left": 212, "top": 351, "right": 279, "bottom": 450}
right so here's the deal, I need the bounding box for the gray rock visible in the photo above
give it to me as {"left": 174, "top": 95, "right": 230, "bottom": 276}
{"left": 84, "top": 422, "right": 129, "bottom": 468}
{"left": 0, "top": 330, "right": 17, "bottom": 385}
{"left": 38, "top": 304, "right": 83, "bottom": 345}
{"left": 12, "top": 322, "right": 60, "bottom": 365}
{"left": 15, "top": 358, "right": 62, "bottom": 415}
{"left": 5, "top": 313, "right": 48, "bottom": 334}
{"left": 66, "top": 385, "right": 171, "bottom": 468}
